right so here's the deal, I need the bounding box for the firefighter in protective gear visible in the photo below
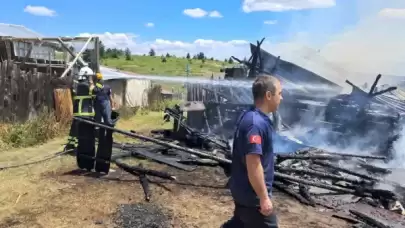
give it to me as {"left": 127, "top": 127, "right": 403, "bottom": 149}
{"left": 65, "top": 67, "right": 96, "bottom": 152}
{"left": 90, "top": 73, "right": 114, "bottom": 125}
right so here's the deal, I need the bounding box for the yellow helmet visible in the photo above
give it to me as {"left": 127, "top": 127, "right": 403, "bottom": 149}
{"left": 96, "top": 73, "right": 103, "bottom": 80}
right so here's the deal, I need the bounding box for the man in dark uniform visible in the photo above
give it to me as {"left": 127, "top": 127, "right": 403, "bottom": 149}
{"left": 90, "top": 73, "right": 114, "bottom": 125}
{"left": 222, "top": 74, "right": 283, "bottom": 228}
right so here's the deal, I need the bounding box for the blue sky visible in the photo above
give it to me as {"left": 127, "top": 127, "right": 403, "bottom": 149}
{"left": 1, "top": 0, "right": 359, "bottom": 42}
{"left": 1, "top": 0, "right": 404, "bottom": 76}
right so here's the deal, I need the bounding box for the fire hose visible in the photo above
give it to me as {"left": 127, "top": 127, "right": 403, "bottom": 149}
{"left": 0, "top": 149, "right": 74, "bottom": 171}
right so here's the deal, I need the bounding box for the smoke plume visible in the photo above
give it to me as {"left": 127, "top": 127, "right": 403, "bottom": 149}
{"left": 265, "top": 1, "right": 405, "bottom": 169}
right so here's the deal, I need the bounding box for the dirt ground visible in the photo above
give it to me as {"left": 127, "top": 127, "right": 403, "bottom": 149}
{"left": 0, "top": 113, "right": 350, "bottom": 227}
{"left": 0, "top": 141, "right": 349, "bottom": 228}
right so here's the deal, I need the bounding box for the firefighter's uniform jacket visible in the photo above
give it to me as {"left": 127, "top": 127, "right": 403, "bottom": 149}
{"left": 66, "top": 79, "right": 95, "bottom": 150}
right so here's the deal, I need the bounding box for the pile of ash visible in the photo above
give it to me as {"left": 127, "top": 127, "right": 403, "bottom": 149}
{"left": 114, "top": 203, "right": 171, "bottom": 228}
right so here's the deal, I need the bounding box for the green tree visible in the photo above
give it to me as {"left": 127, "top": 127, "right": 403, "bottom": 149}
{"left": 149, "top": 48, "right": 156, "bottom": 56}
{"left": 186, "top": 53, "right": 190, "bottom": 59}
{"left": 196, "top": 52, "right": 205, "bottom": 60}
{"left": 125, "top": 48, "right": 131, "bottom": 60}
{"left": 228, "top": 58, "right": 234, "bottom": 64}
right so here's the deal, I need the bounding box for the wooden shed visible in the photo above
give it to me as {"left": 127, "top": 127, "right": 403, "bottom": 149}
{"left": 0, "top": 23, "right": 67, "bottom": 75}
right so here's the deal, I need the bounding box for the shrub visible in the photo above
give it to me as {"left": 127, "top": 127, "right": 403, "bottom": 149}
{"left": 0, "top": 111, "right": 69, "bottom": 150}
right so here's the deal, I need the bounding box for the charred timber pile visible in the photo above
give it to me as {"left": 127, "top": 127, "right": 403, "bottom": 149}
{"left": 73, "top": 117, "right": 405, "bottom": 227}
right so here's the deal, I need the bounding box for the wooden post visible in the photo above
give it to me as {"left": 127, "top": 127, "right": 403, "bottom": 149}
{"left": 60, "top": 36, "right": 93, "bottom": 78}
{"left": 57, "top": 37, "right": 86, "bottom": 66}
{"left": 94, "top": 37, "right": 100, "bottom": 73}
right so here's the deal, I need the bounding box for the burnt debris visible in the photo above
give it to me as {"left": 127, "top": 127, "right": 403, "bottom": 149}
{"left": 73, "top": 116, "right": 405, "bottom": 228}
{"left": 71, "top": 38, "right": 405, "bottom": 227}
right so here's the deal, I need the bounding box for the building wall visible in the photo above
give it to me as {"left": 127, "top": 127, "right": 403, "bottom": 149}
{"left": 104, "top": 78, "right": 151, "bottom": 109}
{"left": 13, "top": 41, "right": 56, "bottom": 60}
{"left": 125, "top": 79, "right": 150, "bottom": 107}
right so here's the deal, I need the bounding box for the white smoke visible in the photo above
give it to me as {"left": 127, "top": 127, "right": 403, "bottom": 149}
{"left": 389, "top": 127, "right": 405, "bottom": 168}
{"left": 267, "top": 1, "right": 405, "bottom": 168}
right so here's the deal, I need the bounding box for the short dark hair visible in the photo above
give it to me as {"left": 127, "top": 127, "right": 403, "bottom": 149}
{"left": 252, "top": 74, "right": 279, "bottom": 101}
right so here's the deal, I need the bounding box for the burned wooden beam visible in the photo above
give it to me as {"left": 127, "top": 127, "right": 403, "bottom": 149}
{"left": 332, "top": 213, "right": 361, "bottom": 224}
{"left": 275, "top": 172, "right": 361, "bottom": 195}
{"left": 73, "top": 117, "right": 231, "bottom": 164}
{"left": 323, "top": 152, "right": 386, "bottom": 160}
{"left": 139, "top": 173, "right": 151, "bottom": 202}
{"left": 298, "top": 184, "right": 316, "bottom": 206}
{"left": 178, "top": 158, "right": 219, "bottom": 166}
{"left": 276, "top": 166, "right": 374, "bottom": 186}
{"left": 119, "top": 146, "right": 196, "bottom": 172}
{"left": 310, "top": 148, "right": 387, "bottom": 160}
{"left": 115, "top": 159, "right": 176, "bottom": 181}
{"left": 312, "top": 160, "right": 378, "bottom": 181}
{"left": 349, "top": 209, "right": 392, "bottom": 228}
{"left": 277, "top": 152, "right": 386, "bottom": 162}
{"left": 273, "top": 181, "right": 314, "bottom": 206}
{"left": 357, "top": 163, "right": 392, "bottom": 175}
{"left": 276, "top": 154, "right": 343, "bottom": 161}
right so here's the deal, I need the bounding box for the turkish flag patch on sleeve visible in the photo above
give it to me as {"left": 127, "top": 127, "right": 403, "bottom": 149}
{"left": 249, "top": 135, "right": 262, "bottom": 144}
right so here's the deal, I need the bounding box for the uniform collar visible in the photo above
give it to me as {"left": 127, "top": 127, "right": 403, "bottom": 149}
{"left": 251, "top": 106, "right": 273, "bottom": 126}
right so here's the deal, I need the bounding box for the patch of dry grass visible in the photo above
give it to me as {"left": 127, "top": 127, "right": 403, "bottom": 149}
{"left": 0, "top": 139, "right": 72, "bottom": 221}
{"left": 0, "top": 111, "right": 70, "bottom": 150}
{"left": 0, "top": 111, "right": 172, "bottom": 227}
{"left": 0, "top": 110, "right": 347, "bottom": 228}
{"left": 114, "top": 111, "right": 172, "bottom": 142}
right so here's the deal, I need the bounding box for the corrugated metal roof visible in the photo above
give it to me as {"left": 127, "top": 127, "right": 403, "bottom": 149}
{"left": 0, "top": 23, "right": 43, "bottom": 37}
{"left": 100, "top": 66, "right": 139, "bottom": 80}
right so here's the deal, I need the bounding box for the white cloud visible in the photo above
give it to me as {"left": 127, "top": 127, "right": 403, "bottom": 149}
{"left": 242, "top": 0, "right": 336, "bottom": 13}
{"left": 183, "top": 8, "right": 207, "bottom": 18}
{"left": 378, "top": 8, "right": 405, "bottom": 19}
{"left": 75, "top": 1, "right": 405, "bottom": 82}
{"left": 145, "top": 22, "right": 154, "bottom": 27}
{"left": 183, "top": 8, "right": 223, "bottom": 18}
{"left": 23, "top": 5, "right": 56, "bottom": 17}
{"left": 209, "top": 11, "right": 223, "bottom": 18}
{"left": 264, "top": 20, "right": 277, "bottom": 25}
{"left": 78, "top": 32, "right": 250, "bottom": 59}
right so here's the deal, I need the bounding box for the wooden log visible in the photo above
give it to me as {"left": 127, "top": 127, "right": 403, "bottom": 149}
{"left": 298, "top": 184, "right": 316, "bottom": 206}
{"left": 357, "top": 163, "right": 392, "bottom": 175}
{"left": 275, "top": 172, "right": 361, "bottom": 195}
{"left": 276, "top": 166, "right": 374, "bottom": 186}
{"left": 273, "top": 181, "right": 314, "bottom": 206}
{"left": 277, "top": 154, "right": 343, "bottom": 162}
{"left": 332, "top": 213, "right": 361, "bottom": 224}
{"left": 312, "top": 160, "right": 378, "bottom": 181}
{"left": 53, "top": 88, "right": 72, "bottom": 122}
{"left": 349, "top": 209, "right": 392, "bottom": 228}
{"left": 115, "top": 159, "right": 176, "bottom": 181}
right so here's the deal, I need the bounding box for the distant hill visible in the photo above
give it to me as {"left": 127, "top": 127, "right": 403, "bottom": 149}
{"left": 101, "top": 55, "right": 233, "bottom": 77}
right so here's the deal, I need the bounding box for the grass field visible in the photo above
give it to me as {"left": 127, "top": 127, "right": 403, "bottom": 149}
{"left": 0, "top": 111, "right": 346, "bottom": 228}
{"left": 0, "top": 112, "right": 235, "bottom": 228}
{"left": 102, "top": 55, "right": 233, "bottom": 92}
{"left": 102, "top": 55, "right": 232, "bottom": 77}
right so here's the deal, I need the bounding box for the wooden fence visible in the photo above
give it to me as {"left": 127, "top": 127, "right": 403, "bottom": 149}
{"left": 0, "top": 60, "right": 56, "bottom": 122}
